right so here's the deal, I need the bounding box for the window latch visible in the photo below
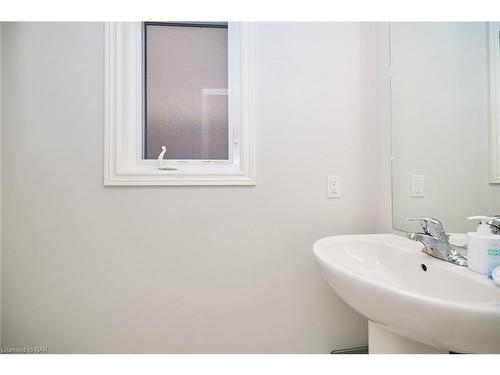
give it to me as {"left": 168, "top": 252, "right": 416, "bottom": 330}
{"left": 157, "top": 146, "right": 177, "bottom": 171}
{"left": 157, "top": 146, "right": 167, "bottom": 169}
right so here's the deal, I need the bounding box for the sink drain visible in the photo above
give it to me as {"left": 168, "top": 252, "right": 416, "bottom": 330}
{"left": 421, "top": 264, "right": 428, "bottom": 272}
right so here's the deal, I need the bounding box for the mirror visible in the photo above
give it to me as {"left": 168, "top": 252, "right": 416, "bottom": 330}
{"left": 391, "top": 22, "right": 500, "bottom": 233}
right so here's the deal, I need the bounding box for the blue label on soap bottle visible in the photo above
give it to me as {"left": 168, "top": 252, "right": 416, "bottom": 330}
{"left": 487, "top": 248, "right": 500, "bottom": 278}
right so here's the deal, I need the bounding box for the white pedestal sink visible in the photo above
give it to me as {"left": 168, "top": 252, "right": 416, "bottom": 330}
{"left": 313, "top": 234, "right": 500, "bottom": 354}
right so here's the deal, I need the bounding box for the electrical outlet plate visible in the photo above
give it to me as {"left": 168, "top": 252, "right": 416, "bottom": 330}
{"left": 328, "top": 176, "right": 341, "bottom": 198}
{"left": 411, "top": 175, "right": 424, "bottom": 197}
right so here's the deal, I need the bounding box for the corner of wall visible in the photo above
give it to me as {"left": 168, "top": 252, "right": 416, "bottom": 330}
{"left": 374, "top": 22, "right": 393, "bottom": 233}
{"left": 359, "top": 22, "right": 393, "bottom": 234}
{"left": 0, "top": 21, "right": 3, "bottom": 346}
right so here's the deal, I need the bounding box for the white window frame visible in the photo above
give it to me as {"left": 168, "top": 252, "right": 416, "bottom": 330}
{"left": 489, "top": 22, "right": 500, "bottom": 183}
{"left": 104, "top": 22, "right": 256, "bottom": 186}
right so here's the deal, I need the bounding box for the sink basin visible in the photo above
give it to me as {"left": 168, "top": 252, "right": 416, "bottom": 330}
{"left": 313, "top": 234, "right": 500, "bottom": 353}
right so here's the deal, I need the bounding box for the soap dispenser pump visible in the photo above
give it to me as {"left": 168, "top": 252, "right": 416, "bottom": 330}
{"left": 468, "top": 216, "right": 494, "bottom": 235}
{"left": 467, "top": 216, "right": 500, "bottom": 278}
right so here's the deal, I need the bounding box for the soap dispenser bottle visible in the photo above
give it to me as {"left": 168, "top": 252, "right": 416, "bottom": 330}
{"left": 467, "top": 216, "right": 500, "bottom": 278}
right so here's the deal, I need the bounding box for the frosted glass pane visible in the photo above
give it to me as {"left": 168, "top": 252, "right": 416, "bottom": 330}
{"left": 144, "top": 23, "right": 228, "bottom": 160}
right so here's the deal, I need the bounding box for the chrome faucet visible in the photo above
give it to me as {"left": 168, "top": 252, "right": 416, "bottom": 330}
{"left": 406, "top": 217, "right": 468, "bottom": 266}
{"left": 487, "top": 216, "right": 500, "bottom": 235}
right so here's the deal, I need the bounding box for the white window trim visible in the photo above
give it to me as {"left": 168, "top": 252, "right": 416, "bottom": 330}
{"left": 489, "top": 22, "right": 500, "bottom": 183}
{"left": 104, "top": 22, "right": 256, "bottom": 186}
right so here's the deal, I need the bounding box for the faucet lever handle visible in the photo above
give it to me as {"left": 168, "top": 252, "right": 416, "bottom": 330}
{"left": 407, "top": 217, "right": 447, "bottom": 241}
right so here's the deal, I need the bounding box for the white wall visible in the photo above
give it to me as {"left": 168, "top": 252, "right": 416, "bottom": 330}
{"left": 0, "top": 22, "right": 2, "bottom": 344}
{"left": 1, "top": 22, "right": 384, "bottom": 353}
{"left": 391, "top": 22, "right": 500, "bottom": 233}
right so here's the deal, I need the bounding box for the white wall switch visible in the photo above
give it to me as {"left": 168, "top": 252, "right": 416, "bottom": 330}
{"left": 411, "top": 175, "right": 425, "bottom": 197}
{"left": 327, "top": 176, "right": 341, "bottom": 198}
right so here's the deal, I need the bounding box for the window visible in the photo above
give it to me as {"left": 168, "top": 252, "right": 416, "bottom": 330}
{"left": 143, "top": 22, "right": 229, "bottom": 161}
{"left": 104, "top": 22, "right": 255, "bottom": 185}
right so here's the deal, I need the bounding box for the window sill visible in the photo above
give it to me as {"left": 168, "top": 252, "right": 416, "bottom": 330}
{"left": 104, "top": 163, "right": 256, "bottom": 186}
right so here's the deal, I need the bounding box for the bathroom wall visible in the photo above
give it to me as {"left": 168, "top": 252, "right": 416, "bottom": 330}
{"left": 391, "top": 22, "right": 500, "bottom": 232}
{"left": 0, "top": 24, "right": 2, "bottom": 343}
{"left": 1, "top": 22, "right": 387, "bottom": 353}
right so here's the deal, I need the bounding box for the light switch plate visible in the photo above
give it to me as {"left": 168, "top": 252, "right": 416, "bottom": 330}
{"left": 411, "top": 175, "right": 424, "bottom": 197}
{"left": 328, "top": 176, "right": 341, "bottom": 198}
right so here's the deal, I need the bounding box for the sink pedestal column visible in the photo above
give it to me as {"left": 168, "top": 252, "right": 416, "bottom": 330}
{"left": 368, "top": 321, "right": 448, "bottom": 354}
